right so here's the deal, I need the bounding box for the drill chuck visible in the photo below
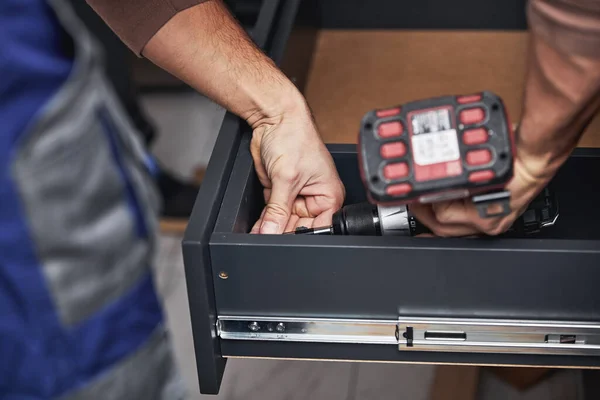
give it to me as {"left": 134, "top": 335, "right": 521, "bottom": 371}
{"left": 331, "top": 203, "right": 382, "bottom": 236}
{"left": 331, "top": 203, "right": 424, "bottom": 237}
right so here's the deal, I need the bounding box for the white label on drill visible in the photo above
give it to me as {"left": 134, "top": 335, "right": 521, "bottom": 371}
{"left": 411, "top": 109, "right": 460, "bottom": 166}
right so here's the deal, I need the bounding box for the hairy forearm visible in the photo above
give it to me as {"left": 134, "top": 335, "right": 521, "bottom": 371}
{"left": 518, "top": 35, "right": 600, "bottom": 175}
{"left": 519, "top": 0, "right": 600, "bottom": 178}
{"left": 142, "top": 0, "right": 304, "bottom": 127}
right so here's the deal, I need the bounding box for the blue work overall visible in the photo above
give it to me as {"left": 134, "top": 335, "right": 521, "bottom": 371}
{"left": 0, "top": 0, "right": 183, "bottom": 398}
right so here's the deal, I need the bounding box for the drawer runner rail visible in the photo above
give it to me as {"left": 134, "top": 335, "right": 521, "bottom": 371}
{"left": 217, "top": 316, "right": 600, "bottom": 356}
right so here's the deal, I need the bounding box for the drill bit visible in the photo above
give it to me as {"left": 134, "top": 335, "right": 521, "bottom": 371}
{"left": 284, "top": 226, "right": 333, "bottom": 235}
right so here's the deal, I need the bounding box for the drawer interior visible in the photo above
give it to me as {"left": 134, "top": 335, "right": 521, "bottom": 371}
{"left": 215, "top": 140, "right": 600, "bottom": 242}
{"left": 283, "top": 30, "right": 600, "bottom": 147}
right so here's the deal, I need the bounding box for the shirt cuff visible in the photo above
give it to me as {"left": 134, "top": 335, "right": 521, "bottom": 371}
{"left": 527, "top": 0, "right": 600, "bottom": 59}
{"left": 86, "top": 0, "right": 208, "bottom": 56}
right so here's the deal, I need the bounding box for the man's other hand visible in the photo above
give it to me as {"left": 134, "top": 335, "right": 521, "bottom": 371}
{"left": 409, "top": 153, "right": 550, "bottom": 237}
{"left": 249, "top": 100, "right": 345, "bottom": 234}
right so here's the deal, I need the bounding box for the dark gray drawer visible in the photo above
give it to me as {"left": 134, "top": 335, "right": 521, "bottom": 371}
{"left": 187, "top": 138, "right": 600, "bottom": 395}
{"left": 209, "top": 135, "right": 600, "bottom": 357}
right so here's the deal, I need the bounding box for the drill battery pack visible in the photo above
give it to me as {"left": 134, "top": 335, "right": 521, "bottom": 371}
{"left": 358, "top": 91, "right": 515, "bottom": 213}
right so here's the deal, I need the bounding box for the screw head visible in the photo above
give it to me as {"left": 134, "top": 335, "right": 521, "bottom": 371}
{"left": 219, "top": 271, "right": 229, "bottom": 280}
{"left": 276, "top": 323, "right": 286, "bottom": 333}
{"left": 248, "top": 322, "right": 260, "bottom": 332}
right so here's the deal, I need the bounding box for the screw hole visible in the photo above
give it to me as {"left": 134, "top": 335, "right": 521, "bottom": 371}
{"left": 491, "top": 103, "right": 500, "bottom": 112}
{"left": 499, "top": 152, "right": 507, "bottom": 160}
{"left": 365, "top": 123, "right": 373, "bottom": 131}
{"left": 371, "top": 176, "right": 380, "bottom": 184}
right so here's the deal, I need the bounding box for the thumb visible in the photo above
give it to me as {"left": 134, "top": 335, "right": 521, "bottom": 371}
{"left": 259, "top": 181, "right": 296, "bottom": 234}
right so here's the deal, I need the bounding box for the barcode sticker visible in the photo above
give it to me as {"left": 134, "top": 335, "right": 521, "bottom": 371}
{"left": 411, "top": 109, "right": 460, "bottom": 166}
{"left": 411, "top": 109, "right": 452, "bottom": 135}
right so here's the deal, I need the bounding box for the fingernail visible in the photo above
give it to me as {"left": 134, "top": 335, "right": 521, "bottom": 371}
{"left": 260, "top": 221, "right": 279, "bottom": 234}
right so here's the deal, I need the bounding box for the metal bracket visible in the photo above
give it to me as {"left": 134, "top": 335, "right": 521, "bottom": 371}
{"left": 472, "top": 190, "right": 511, "bottom": 218}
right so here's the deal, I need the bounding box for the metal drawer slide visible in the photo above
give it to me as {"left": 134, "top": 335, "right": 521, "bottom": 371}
{"left": 218, "top": 316, "right": 600, "bottom": 356}
{"left": 398, "top": 317, "right": 600, "bottom": 356}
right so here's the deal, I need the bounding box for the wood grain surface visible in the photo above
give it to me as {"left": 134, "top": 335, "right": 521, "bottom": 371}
{"left": 304, "top": 30, "right": 600, "bottom": 147}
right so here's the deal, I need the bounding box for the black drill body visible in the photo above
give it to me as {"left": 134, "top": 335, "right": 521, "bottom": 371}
{"left": 289, "top": 187, "right": 558, "bottom": 238}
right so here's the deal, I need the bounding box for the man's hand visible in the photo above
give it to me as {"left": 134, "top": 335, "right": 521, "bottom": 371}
{"left": 249, "top": 102, "right": 344, "bottom": 234}
{"left": 409, "top": 153, "right": 549, "bottom": 237}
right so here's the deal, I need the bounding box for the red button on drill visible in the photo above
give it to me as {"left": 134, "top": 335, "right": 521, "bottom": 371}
{"left": 466, "top": 149, "right": 492, "bottom": 166}
{"left": 383, "top": 162, "right": 409, "bottom": 180}
{"left": 380, "top": 142, "right": 406, "bottom": 159}
{"left": 463, "top": 128, "right": 488, "bottom": 145}
{"left": 469, "top": 170, "right": 495, "bottom": 183}
{"left": 376, "top": 107, "right": 401, "bottom": 118}
{"left": 457, "top": 94, "right": 482, "bottom": 104}
{"left": 459, "top": 108, "right": 485, "bottom": 125}
{"left": 378, "top": 122, "right": 403, "bottom": 138}
{"left": 386, "top": 183, "right": 412, "bottom": 196}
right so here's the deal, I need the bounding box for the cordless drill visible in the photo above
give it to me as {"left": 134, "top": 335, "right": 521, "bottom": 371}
{"left": 288, "top": 91, "right": 539, "bottom": 237}
{"left": 288, "top": 187, "right": 558, "bottom": 238}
